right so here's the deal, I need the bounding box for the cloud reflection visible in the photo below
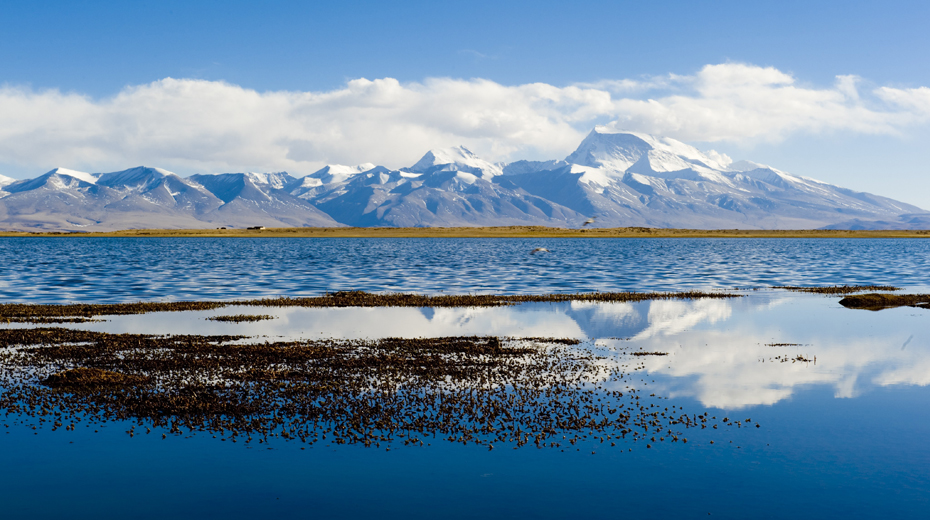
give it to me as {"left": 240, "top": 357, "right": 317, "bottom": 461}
{"left": 633, "top": 299, "right": 732, "bottom": 339}
{"left": 624, "top": 300, "right": 929, "bottom": 409}
{"left": 4, "top": 293, "right": 926, "bottom": 410}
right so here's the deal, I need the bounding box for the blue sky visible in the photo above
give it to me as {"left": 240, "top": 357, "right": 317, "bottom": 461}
{"left": 2, "top": 0, "right": 930, "bottom": 207}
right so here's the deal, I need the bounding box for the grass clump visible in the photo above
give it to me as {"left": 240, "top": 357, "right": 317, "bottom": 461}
{"left": 206, "top": 314, "right": 274, "bottom": 323}
{"left": 774, "top": 285, "right": 900, "bottom": 294}
{"left": 838, "top": 293, "right": 930, "bottom": 310}
{"left": 0, "top": 328, "right": 742, "bottom": 452}
{"left": 0, "top": 290, "right": 739, "bottom": 320}
{"left": 42, "top": 367, "right": 151, "bottom": 392}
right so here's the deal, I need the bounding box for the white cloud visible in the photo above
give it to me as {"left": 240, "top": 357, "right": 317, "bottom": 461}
{"left": 1, "top": 63, "right": 929, "bottom": 176}
{"left": 601, "top": 64, "right": 918, "bottom": 141}
{"left": 874, "top": 85, "right": 930, "bottom": 115}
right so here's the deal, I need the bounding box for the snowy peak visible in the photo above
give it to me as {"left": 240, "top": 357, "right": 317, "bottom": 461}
{"left": 2, "top": 167, "right": 98, "bottom": 193}
{"left": 307, "top": 163, "right": 377, "bottom": 184}
{"left": 242, "top": 171, "right": 294, "bottom": 190}
{"left": 566, "top": 127, "right": 733, "bottom": 175}
{"left": 355, "top": 167, "right": 415, "bottom": 187}
{"left": 565, "top": 130, "right": 651, "bottom": 172}
{"left": 409, "top": 146, "right": 474, "bottom": 171}
{"left": 188, "top": 173, "right": 272, "bottom": 204}
{"left": 190, "top": 171, "right": 294, "bottom": 190}
{"left": 96, "top": 166, "right": 177, "bottom": 190}
{"left": 408, "top": 146, "right": 503, "bottom": 179}
{"left": 46, "top": 168, "right": 98, "bottom": 185}
{"left": 502, "top": 159, "right": 570, "bottom": 175}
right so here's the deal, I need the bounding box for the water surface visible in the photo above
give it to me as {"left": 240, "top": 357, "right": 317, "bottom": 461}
{"left": 3, "top": 237, "right": 930, "bottom": 302}
{"left": 1, "top": 237, "right": 929, "bottom": 518}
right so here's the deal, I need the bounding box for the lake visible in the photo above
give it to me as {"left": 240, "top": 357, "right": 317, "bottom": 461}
{"left": 3, "top": 237, "right": 930, "bottom": 302}
{"left": 1, "top": 237, "right": 929, "bottom": 519}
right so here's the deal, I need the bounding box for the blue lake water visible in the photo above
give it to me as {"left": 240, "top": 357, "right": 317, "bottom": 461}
{"left": 2, "top": 237, "right": 930, "bottom": 302}
{"left": 1, "top": 237, "right": 930, "bottom": 519}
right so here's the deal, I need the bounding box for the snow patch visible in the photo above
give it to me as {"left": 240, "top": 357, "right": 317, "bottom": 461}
{"left": 570, "top": 165, "right": 611, "bottom": 187}
{"left": 244, "top": 171, "right": 291, "bottom": 189}
{"left": 728, "top": 160, "right": 769, "bottom": 172}
{"left": 48, "top": 168, "right": 98, "bottom": 185}
{"left": 308, "top": 163, "right": 376, "bottom": 184}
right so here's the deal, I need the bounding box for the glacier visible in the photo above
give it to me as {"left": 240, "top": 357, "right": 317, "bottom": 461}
{"left": 0, "top": 128, "right": 925, "bottom": 231}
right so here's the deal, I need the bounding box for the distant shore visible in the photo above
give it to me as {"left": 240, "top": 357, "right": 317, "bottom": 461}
{"left": 2, "top": 226, "right": 930, "bottom": 238}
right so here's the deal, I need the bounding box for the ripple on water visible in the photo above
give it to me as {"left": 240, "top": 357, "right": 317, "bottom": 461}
{"left": 2, "top": 237, "right": 930, "bottom": 303}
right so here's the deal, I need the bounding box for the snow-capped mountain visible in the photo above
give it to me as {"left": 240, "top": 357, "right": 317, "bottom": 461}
{"left": 406, "top": 146, "right": 503, "bottom": 179}
{"left": 502, "top": 128, "right": 922, "bottom": 229}
{"left": 281, "top": 147, "right": 583, "bottom": 227}
{"left": 187, "top": 171, "right": 337, "bottom": 228}
{"left": 567, "top": 130, "right": 733, "bottom": 175}
{"left": 0, "top": 166, "right": 339, "bottom": 231}
{"left": 0, "top": 128, "right": 925, "bottom": 231}
{"left": 299, "top": 161, "right": 583, "bottom": 227}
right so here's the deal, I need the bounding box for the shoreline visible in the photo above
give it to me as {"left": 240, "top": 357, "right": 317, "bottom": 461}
{"left": 2, "top": 226, "right": 930, "bottom": 238}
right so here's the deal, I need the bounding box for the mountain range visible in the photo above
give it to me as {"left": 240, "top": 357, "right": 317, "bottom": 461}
{"left": 1, "top": 127, "right": 926, "bottom": 231}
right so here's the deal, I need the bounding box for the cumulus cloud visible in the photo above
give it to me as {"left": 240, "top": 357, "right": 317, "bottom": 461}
{"left": 0, "top": 77, "right": 608, "bottom": 174}
{"left": 1, "top": 62, "right": 929, "bottom": 175}
{"left": 600, "top": 64, "right": 918, "bottom": 141}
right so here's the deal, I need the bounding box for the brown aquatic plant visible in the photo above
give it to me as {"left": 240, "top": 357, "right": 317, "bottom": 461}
{"left": 206, "top": 314, "right": 275, "bottom": 323}
{"left": 838, "top": 293, "right": 930, "bottom": 311}
{"left": 0, "top": 327, "right": 746, "bottom": 451}
{"left": 0, "top": 290, "right": 738, "bottom": 321}
{"left": 773, "top": 285, "right": 900, "bottom": 295}
{"left": 42, "top": 367, "right": 151, "bottom": 392}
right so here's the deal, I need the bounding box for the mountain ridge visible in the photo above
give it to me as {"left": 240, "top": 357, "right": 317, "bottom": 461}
{"left": 0, "top": 130, "right": 925, "bottom": 231}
